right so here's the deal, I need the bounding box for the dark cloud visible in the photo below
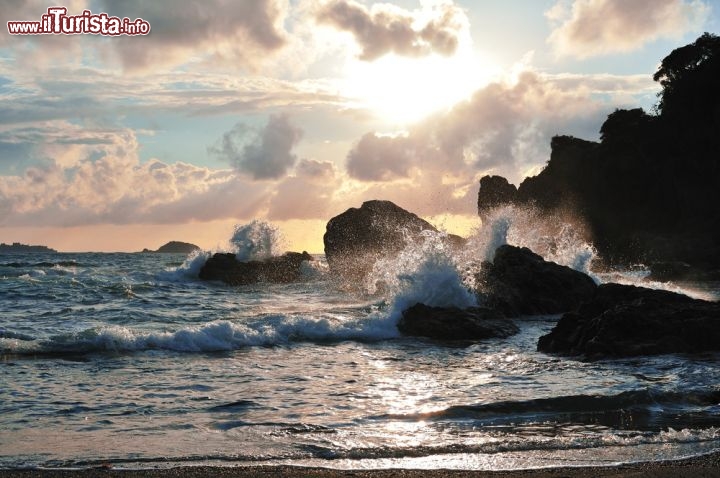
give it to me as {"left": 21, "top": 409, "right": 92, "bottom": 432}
{"left": 209, "top": 114, "right": 303, "bottom": 180}
{"left": 295, "top": 159, "right": 336, "bottom": 178}
{"left": 346, "top": 132, "right": 419, "bottom": 181}
{"left": 97, "top": 0, "right": 288, "bottom": 71}
{"left": 316, "top": 0, "right": 464, "bottom": 61}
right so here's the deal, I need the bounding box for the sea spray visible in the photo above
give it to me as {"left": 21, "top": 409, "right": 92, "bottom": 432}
{"left": 366, "top": 230, "right": 478, "bottom": 321}
{"left": 162, "top": 220, "right": 286, "bottom": 280}
{"left": 230, "top": 220, "right": 284, "bottom": 261}
{"left": 467, "top": 205, "right": 598, "bottom": 275}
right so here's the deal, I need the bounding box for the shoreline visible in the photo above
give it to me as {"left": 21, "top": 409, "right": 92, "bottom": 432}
{"left": 2, "top": 452, "right": 720, "bottom": 478}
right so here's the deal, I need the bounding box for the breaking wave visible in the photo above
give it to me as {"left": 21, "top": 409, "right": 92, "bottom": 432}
{"left": 0, "top": 314, "right": 401, "bottom": 356}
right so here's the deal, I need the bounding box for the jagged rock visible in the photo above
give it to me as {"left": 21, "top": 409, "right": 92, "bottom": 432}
{"left": 537, "top": 283, "right": 720, "bottom": 359}
{"left": 323, "top": 200, "right": 465, "bottom": 279}
{"left": 398, "top": 303, "right": 518, "bottom": 341}
{"left": 477, "top": 176, "right": 518, "bottom": 218}
{"left": 477, "top": 245, "right": 597, "bottom": 317}
{"left": 476, "top": 34, "right": 720, "bottom": 273}
{"left": 198, "top": 251, "right": 313, "bottom": 285}
{"left": 647, "top": 261, "right": 720, "bottom": 282}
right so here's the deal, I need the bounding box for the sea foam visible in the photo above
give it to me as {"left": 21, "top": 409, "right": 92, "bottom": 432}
{"left": 1, "top": 313, "right": 401, "bottom": 355}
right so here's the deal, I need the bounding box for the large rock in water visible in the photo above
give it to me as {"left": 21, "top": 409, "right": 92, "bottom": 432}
{"left": 323, "top": 200, "right": 464, "bottom": 279}
{"left": 537, "top": 283, "right": 720, "bottom": 359}
{"left": 199, "top": 251, "right": 313, "bottom": 285}
{"left": 398, "top": 303, "right": 519, "bottom": 341}
{"left": 477, "top": 245, "right": 598, "bottom": 317}
{"left": 477, "top": 175, "right": 518, "bottom": 218}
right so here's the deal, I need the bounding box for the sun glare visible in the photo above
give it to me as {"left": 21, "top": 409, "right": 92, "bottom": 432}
{"left": 343, "top": 47, "right": 498, "bottom": 125}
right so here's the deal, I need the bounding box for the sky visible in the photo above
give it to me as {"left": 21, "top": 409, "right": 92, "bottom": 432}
{"left": 0, "top": 0, "right": 718, "bottom": 253}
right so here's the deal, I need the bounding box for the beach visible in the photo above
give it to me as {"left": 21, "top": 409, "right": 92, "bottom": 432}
{"left": 2, "top": 451, "right": 720, "bottom": 478}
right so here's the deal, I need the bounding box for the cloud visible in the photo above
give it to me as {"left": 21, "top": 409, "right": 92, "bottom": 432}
{"left": 546, "top": 0, "right": 710, "bottom": 58}
{"left": 0, "top": 122, "right": 276, "bottom": 227}
{"left": 346, "top": 70, "right": 620, "bottom": 185}
{"left": 208, "top": 114, "right": 303, "bottom": 180}
{"left": 295, "top": 158, "right": 336, "bottom": 178}
{"left": 346, "top": 132, "right": 420, "bottom": 181}
{"left": 94, "top": 0, "right": 288, "bottom": 71}
{"left": 316, "top": 0, "right": 466, "bottom": 61}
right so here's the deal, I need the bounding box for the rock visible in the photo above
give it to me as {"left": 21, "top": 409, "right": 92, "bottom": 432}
{"left": 648, "top": 261, "right": 720, "bottom": 282}
{"left": 475, "top": 34, "right": 720, "bottom": 273}
{"left": 477, "top": 245, "right": 598, "bottom": 317}
{"left": 537, "top": 283, "right": 720, "bottom": 359}
{"left": 155, "top": 241, "right": 200, "bottom": 254}
{"left": 398, "top": 303, "right": 518, "bottom": 341}
{"left": 477, "top": 176, "right": 518, "bottom": 218}
{"left": 198, "top": 251, "right": 313, "bottom": 285}
{"left": 323, "top": 200, "right": 465, "bottom": 279}
{"left": 0, "top": 242, "right": 57, "bottom": 253}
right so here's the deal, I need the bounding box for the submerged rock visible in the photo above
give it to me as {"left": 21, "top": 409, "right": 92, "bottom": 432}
{"left": 323, "top": 200, "right": 464, "bottom": 279}
{"left": 398, "top": 303, "right": 518, "bottom": 341}
{"left": 477, "top": 245, "right": 597, "bottom": 317}
{"left": 198, "top": 251, "right": 313, "bottom": 285}
{"left": 537, "top": 283, "right": 720, "bottom": 359}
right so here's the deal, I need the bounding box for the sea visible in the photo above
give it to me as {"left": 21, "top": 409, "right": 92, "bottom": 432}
{"left": 2, "top": 211, "right": 720, "bottom": 471}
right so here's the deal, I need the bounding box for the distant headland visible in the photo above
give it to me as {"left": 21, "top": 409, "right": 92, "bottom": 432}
{"left": 0, "top": 242, "right": 57, "bottom": 253}
{"left": 142, "top": 241, "right": 200, "bottom": 254}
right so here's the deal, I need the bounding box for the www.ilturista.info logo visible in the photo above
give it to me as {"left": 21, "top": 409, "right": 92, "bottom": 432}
{"left": 7, "top": 7, "right": 150, "bottom": 35}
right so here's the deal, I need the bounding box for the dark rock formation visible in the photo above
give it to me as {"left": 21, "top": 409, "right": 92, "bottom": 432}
{"left": 146, "top": 241, "right": 200, "bottom": 254}
{"left": 476, "top": 33, "right": 720, "bottom": 272}
{"left": 648, "top": 261, "right": 720, "bottom": 282}
{"left": 477, "top": 245, "right": 597, "bottom": 317}
{"left": 323, "top": 200, "right": 465, "bottom": 279}
{"left": 477, "top": 176, "right": 518, "bottom": 218}
{"left": 198, "top": 251, "right": 313, "bottom": 285}
{"left": 398, "top": 303, "right": 518, "bottom": 341}
{"left": 537, "top": 283, "right": 720, "bottom": 359}
{"left": 0, "top": 242, "right": 57, "bottom": 253}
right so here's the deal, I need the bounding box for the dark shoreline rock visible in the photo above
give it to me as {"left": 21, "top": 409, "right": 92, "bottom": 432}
{"left": 0, "top": 242, "right": 57, "bottom": 253}
{"left": 537, "top": 283, "right": 720, "bottom": 359}
{"left": 198, "top": 251, "right": 313, "bottom": 285}
{"left": 476, "top": 34, "right": 720, "bottom": 274}
{"left": 477, "top": 245, "right": 597, "bottom": 317}
{"left": 398, "top": 303, "right": 518, "bottom": 341}
{"left": 323, "top": 200, "right": 465, "bottom": 280}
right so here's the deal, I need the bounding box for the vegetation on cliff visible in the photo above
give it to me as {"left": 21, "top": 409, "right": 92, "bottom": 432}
{"left": 478, "top": 33, "right": 720, "bottom": 273}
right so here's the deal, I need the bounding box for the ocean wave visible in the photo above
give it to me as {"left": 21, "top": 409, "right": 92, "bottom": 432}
{"left": 370, "top": 388, "right": 720, "bottom": 431}
{"left": 1, "top": 260, "right": 80, "bottom": 268}
{"left": 0, "top": 313, "right": 401, "bottom": 355}
{"left": 298, "top": 426, "right": 720, "bottom": 461}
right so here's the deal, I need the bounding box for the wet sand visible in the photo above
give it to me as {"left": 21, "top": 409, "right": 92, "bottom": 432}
{"left": 2, "top": 452, "right": 720, "bottom": 478}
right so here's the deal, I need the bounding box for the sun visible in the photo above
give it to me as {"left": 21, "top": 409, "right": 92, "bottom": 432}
{"left": 342, "top": 46, "right": 498, "bottom": 125}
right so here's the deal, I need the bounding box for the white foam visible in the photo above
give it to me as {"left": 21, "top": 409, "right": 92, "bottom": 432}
{"left": 367, "top": 231, "right": 478, "bottom": 321}
{"left": 2, "top": 313, "right": 401, "bottom": 355}
{"left": 230, "top": 220, "right": 284, "bottom": 262}
{"left": 159, "top": 220, "right": 287, "bottom": 281}
{"left": 469, "top": 205, "right": 598, "bottom": 275}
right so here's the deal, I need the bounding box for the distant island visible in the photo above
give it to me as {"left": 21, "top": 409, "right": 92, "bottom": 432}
{"left": 142, "top": 241, "right": 200, "bottom": 254}
{"left": 0, "top": 242, "right": 57, "bottom": 253}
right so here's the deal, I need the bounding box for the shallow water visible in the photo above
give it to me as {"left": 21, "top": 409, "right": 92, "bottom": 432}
{"left": 1, "top": 248, "right": 719, "bottom": 470}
